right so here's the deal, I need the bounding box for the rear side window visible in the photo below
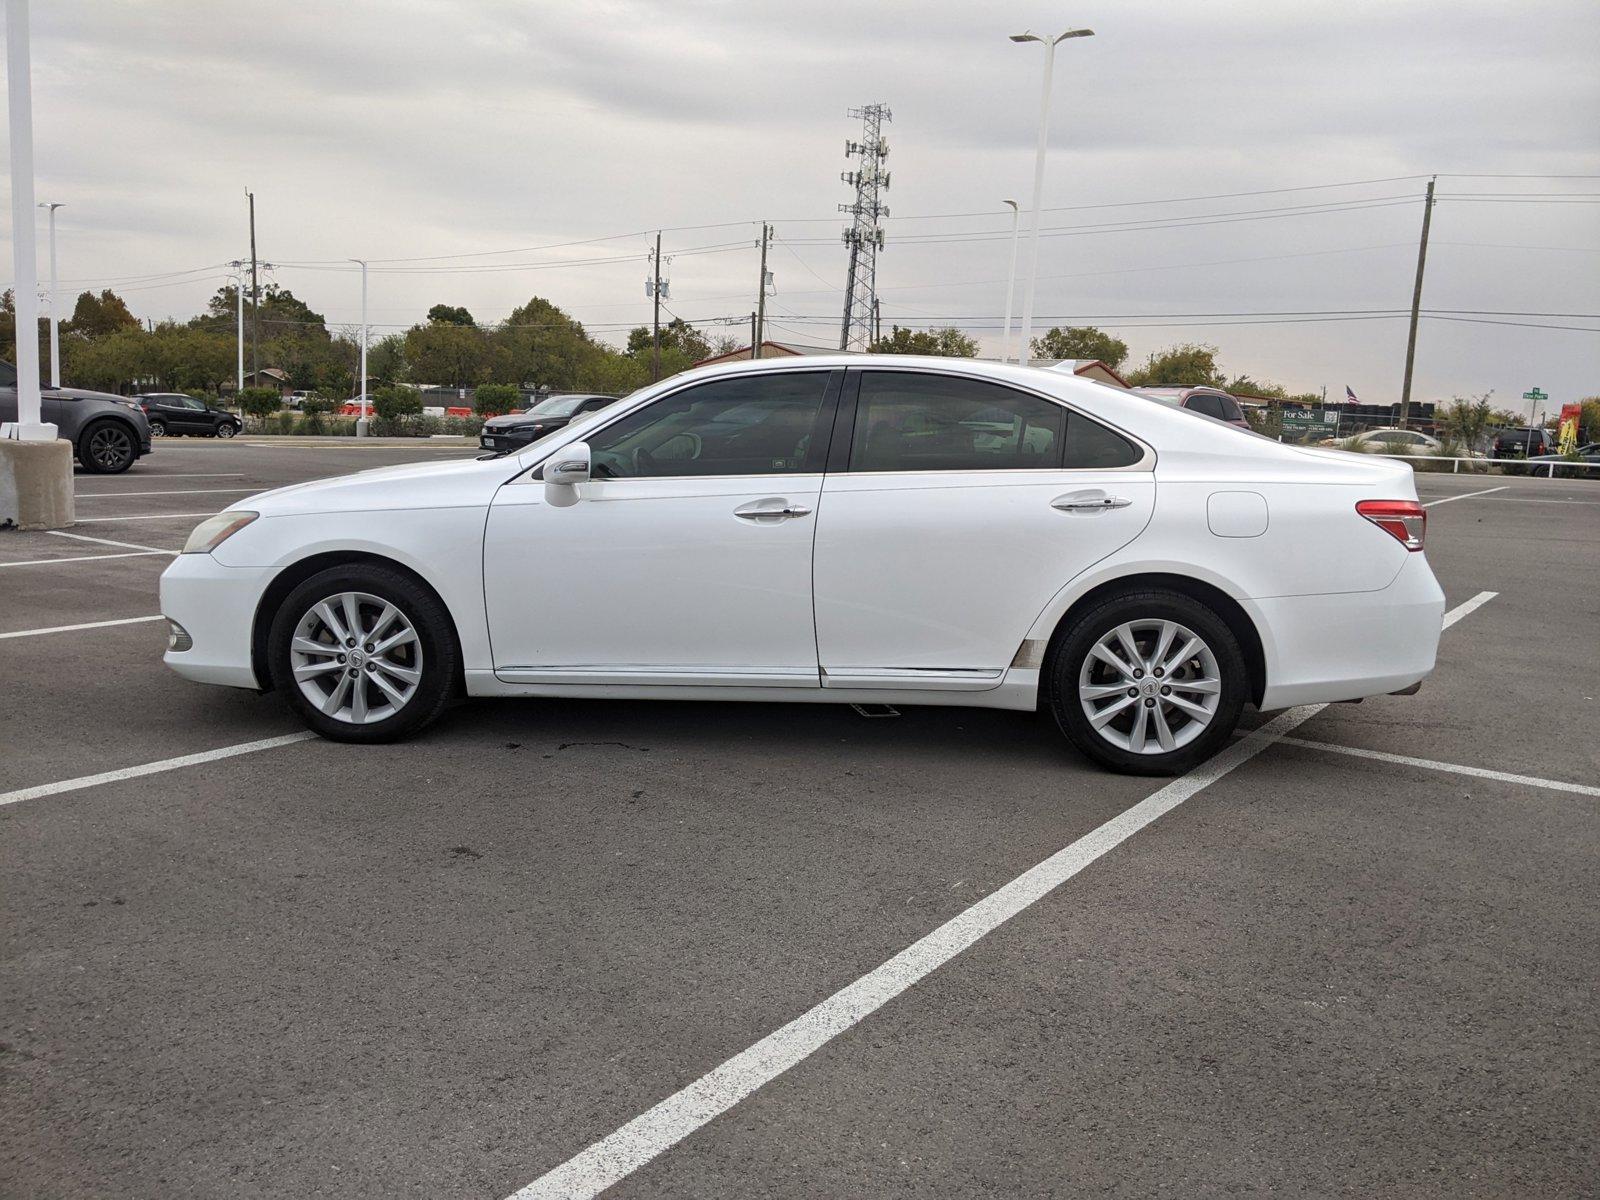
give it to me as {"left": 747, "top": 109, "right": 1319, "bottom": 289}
{"left": 1185, "top": 393, "right": 1225, "bottom": 419}
{"left": 849, "top": 372, "right": 1063, "bottom": 472}
{"left": 1218, "top": 395, "right": 1244, "bottom": 422}
{"left": 1062, "top": 415, "right": 1141, "bottom": 468}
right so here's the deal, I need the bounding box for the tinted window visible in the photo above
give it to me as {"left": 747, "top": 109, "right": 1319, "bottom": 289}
{"left": 849, "top": 372, "right": 1063, "bottom": 472}
{"left": 1062, "top": 413, "right": 1141, "bottom": 468}
{"left": 1218, "top": 396, "right": 1245, "bottom": 422}
{"left": 1185, "top": 394, "right": 1225, "bottom": 419}
{"left": 0, "top": 361, "right": 16, "bottom": 387}
{"left": 587, "top": 372, "right": 831, "bottom": 479}
{"left": 529, "top": 394, "right": 593, "bottom": 418}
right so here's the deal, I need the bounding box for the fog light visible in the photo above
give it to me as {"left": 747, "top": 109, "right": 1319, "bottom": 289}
{"left": 167, "top": 620, "right": 193, "bottom": 652}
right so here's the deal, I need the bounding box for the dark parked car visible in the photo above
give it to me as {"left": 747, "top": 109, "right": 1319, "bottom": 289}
{"left": 1492, "top": 426, "right": 1556, "bottom": 458}
{"left": 0, "top": 360, "right": 152, "bottom": 473}
{"left": 1132, "top": 386, "right": 1252, "bottom": 429}
{"left": 1528, "top": 442, "right": 1600, "bottom": 478}
{"left": 479, "top": 393, "right": 619, "bottom": 453}
{"left": 135, "top": 393, "right": 243, "bottom": 439}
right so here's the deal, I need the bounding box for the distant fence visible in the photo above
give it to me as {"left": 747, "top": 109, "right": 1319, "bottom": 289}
{"left": 1369, "top": 453, "right": 1600, "bottom": 477}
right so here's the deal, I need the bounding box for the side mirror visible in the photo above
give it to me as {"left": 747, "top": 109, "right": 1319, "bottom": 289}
{"left": 544, "top": 441, "right": 591, "bottom": 507}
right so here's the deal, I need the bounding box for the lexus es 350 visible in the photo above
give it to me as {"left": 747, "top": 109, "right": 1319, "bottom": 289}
{"left": 160, "top": 357, "right": 1444, "bottom": 775}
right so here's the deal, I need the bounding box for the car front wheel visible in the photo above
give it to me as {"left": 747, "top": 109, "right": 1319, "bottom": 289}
{"left": 267, "top": 565, "right": 459, "bottom": 743}
{"left": 77, "top": 420, "right": 138, "bottom": 474}
{"left": 217, "top": 422, "right": 238, "bottom": 438}
{"left": 1046, "top": 588, "right": 1247, "bottom": 776}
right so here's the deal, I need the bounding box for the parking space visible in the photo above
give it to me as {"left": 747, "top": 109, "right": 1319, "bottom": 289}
{"left": 1, "top": 445, "right": 1595, "bottom": 1198}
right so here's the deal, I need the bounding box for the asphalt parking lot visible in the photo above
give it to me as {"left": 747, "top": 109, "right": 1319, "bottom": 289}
{"left": 2, "top": 439, "right": 1596, "bottom": 1199}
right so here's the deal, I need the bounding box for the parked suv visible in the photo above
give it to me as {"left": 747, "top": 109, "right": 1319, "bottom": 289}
{"left": 1492, "top": 426, "right": 1556, "bottom": 458}
{"left": 0, "top": 360, "right": 152, "bottom": 473}
{"left": 136, "top": 393, "right": 243, "bottom": 439}
{"left": 1132, "top": 386, "right": 1251, "bottom": 429}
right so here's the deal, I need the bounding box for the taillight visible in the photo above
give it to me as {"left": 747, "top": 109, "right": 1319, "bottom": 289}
{"left": 1356, "top": 499, "right": 1426, "bottom": 551}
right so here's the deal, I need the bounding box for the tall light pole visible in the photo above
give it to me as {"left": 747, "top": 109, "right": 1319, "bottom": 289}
{"left": 1001, "top": 199, "right": 1021, "bottom": 363}
{"left": 5, "top": 0, "right": 49, "bottom": 439}
{"left": 227, "top": 260, "right": 245, "bottom": 398}
{"left": 37, "top": 201, "right": 63, "bottom": 387}
{"left": 351, "top": 259, "right": 369, "bottom": 437}
{"left": 1011, "top": 27, "right": 1093, "bottom": 368}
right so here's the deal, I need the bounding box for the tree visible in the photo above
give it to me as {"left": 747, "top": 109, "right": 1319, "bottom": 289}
{"left": 626, "top": 317, "right": 711, "bottom": 362}
{"left": 64, "top": 289, "right": 139, "bottom": 338}
{"left": 488, "top": 296, "right": 594, "bottom": 388}
{"left": 1579, "top": 397, "right": 1600, "bottom": 443}
{"left": 1029, "top": 326, "right": 1128, "bottom": 369}
{"left": 1124, "top": 343, "right": 1225, "bottom": 388}
{"left": 708, "top": 333, "right": 743, "bottom": 357}
{"left": 403, "top": 321, "right": 489, "bottom": 388}
{"left": 236, "top": 387, "right": 282, "bottom": 419}
{"left": 868, "top": 325, "right": 979, "bottom": 357}
{"left": 427, "top": 303, "right": 476, "bottom": 326}
{"left": 1439, "top": 392, "right": 1495, "bottom": 452}
{"left": 372, "top": 385, "right": 423, "bottom": 421}
{"left": 473, "top": 383, "right": 521, "bottom": 416}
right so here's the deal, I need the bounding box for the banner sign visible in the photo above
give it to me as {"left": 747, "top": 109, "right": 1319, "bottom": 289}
{"left": 1558, "top": 403, "right": 1581, "bottom": 455}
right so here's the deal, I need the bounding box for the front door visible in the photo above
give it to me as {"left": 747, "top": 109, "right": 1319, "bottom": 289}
{"left": 483, "top": 369, "right": 841, "bottom": 687}
{"left": 813, "top": 368, "right": 1155, "bottom": 689}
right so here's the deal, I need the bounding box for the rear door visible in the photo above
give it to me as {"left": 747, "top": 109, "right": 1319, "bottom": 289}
{"left": 812, "top": 368, "right": 1155, "bottom": 691}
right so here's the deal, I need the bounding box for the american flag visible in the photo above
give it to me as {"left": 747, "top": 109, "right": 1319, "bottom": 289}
{"left": 1345, "top": 385, "right": 1359, "bottom": 404}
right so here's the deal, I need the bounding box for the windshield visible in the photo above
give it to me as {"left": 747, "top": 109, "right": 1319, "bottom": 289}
{"left": 526, "top": 394, "right": 595, "bottom": 418}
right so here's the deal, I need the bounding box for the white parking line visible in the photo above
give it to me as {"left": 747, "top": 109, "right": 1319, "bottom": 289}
{"left": 47, "top": 530, "right": 179, "bottom": 553}
{"left": 0, "top": 615, "right": 164, "bottom": 640}
{"left": 505, "top": 590, "right": 1500, "bottom": 1200}
{"left": 1274, "top": 734, "right": 1600, "bottom": 797}
{"left": 0, "top": 733, "right": 318, "bottom": 807}
{"left": 117, "top": 473, "right": 246, "bottom": 479}
{"left": 1423, "top": 486, "right": 1507, "bottom": 507}
{"left": 75, "top": 487, "right": 258, "bottom": 499}
{"left": 0, "top": 551, "right": 169, "bottom": 568}
{"left": 73, "top": 512, "right": 218, "bottom": 523}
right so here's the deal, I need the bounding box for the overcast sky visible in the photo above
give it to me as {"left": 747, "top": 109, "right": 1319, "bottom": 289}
{"left": 4, "top": 0, "right": 1597, "bottom": 409}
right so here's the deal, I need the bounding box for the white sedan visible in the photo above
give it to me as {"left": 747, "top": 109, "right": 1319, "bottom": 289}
{"left": 161, "top": 357, "right": 1445, "bottom": 775}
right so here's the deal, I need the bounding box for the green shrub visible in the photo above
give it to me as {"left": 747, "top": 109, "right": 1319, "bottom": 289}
{"left": 373, "top": 386, "right": 422, "bottom": 422}
{"left": 300, "top": 395, "right": 334, "bottom": 416}
{"left": 473, "top": 383, "right": 520, "bottom": 417}
{"left": 237, "top": 387, "right": 282, "bottom": 421}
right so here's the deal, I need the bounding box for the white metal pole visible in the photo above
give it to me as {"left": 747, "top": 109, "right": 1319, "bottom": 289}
{"left": 5, "top": 0, "right": 50, "bottom": 438}
{"left": 354, "top": 260, "right": 369, "bottom": 437}
{"left": 39, "top": 201, "right": 61, "bottom": 386}
{"left": 1001, "top": 199, "right": 1020, "bottom": 363}
{"left": 1017, "top": 40, "right": 1056, "bottom": 369}
{"left": 233, "top": 265, "right": 244, "bottom": 396}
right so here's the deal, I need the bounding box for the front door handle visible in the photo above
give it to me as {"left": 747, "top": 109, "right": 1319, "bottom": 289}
{"left": 1052, "top": 492, "right": 1132, "bottom": 513}
{"left": 734, "top": 498, "right": 812, "bottom": 521}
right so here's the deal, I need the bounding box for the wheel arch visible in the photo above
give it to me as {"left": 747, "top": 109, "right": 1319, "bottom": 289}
{"left": 1039, "top": 572, "right": 1267, "bottom": 708}
{"left": 250, "top": 551, "right": 466, "bottom": 694}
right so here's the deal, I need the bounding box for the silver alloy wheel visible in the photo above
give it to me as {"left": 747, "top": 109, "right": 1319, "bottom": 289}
{"left": 149, "top": 421, "right": 166, "bottom": 437}
{"left": 217, "top": 423, "right": 237, "bottom": 438}
{"left": 289, "top": 591, "right": 423, "bottom": 725}
{"left": 1078, "top": 619, "right": 1222, "bottom": 754}
{"left": 88, "top": 424, "right": 134, "bottom": 469}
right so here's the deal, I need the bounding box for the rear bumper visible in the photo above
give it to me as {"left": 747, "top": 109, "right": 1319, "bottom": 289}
{"left": 159, "top": 553, "right": 275, "bottom": 689}
{"left": 1252, "top": 552, "right": 1447, "bottom": 710}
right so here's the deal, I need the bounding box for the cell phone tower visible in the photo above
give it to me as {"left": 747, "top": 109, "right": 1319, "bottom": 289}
{"left": 839, "top": 104, "right": 891, "bottom": 351}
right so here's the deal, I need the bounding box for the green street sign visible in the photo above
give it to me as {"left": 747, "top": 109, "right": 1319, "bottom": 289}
{"left": 1522, "top": 387, "right": 1547, "bottom": 401}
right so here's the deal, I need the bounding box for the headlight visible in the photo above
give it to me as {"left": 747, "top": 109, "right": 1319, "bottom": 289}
{"left": 182, "top": 510, "right": 258, "bottom": 554}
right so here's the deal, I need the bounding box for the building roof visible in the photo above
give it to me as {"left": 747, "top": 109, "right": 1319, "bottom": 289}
{"left": 1043, "top": 359, "right": 1132, "bottom": 389}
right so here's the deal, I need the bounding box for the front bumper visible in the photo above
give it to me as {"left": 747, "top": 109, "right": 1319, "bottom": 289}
{"left": 479, "top": 429, "right": 538, "bottom": 453}
{"left": 1253, "top": 551, "right": 1447, "bottom": 710}
{"left": 159, "top": 553, "right": 277, "bottom": 689}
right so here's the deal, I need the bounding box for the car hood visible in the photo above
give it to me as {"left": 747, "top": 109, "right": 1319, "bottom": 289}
{"left": 483, "top": 412, "right": 563, "bottom": 430}
{"left": 240, "top": 454, "right": 518, "bottom": 516}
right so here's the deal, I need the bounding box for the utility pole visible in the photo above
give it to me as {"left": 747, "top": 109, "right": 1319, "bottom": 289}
{"left": 651, "top": 231, "right": 662, "bottom": 382}
{"left": 247, "top": 188, "right": 260, "bottom": 383}
{"left": 228, "top": 260, "right": 245, "bottom": 398}
{"left": 754, "top": 222, "right": 771, "bottom": 357}
{"left": 750, "top": 312, "right": 757, "bottom": 358}
{"left": 1398, "top": 176, "right": 1435, "bottom": 431}
{"left": 351, "top": 259, "right": 369, "bottom": 437}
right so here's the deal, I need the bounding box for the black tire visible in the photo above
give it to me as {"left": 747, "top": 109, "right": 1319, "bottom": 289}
{"left": 149, "top": 419, "right": 167, "bottom": 437}
{"left": 1045, "top": 588, "right": 1248, "bottom": 777}
{"left": 267, "top": 564, "right": 459, "bottom": 744}
{"left": 217, "top": 422, "right": 238, "bottom": 439}
{"left": 77, "top": 419, "right": 139, "bottom": 474}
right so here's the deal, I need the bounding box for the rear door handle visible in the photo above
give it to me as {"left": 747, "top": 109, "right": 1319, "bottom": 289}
{"left": 734, "top": 498, "right": 812, "bottom": 521}
{"left": 1052, "top": 492, "right": 1132, "bottom": 513}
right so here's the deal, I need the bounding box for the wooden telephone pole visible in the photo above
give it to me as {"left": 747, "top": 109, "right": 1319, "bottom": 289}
{"left": 650, "top": 231, "right": 662, "bottom": 382}
{"left": 1398, "top": 177, "right": 1435, "bottom": 430}
{"left": 753, "top": 222, "right": 771, "bottom": 359}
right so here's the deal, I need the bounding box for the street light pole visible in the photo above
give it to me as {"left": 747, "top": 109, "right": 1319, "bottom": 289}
{"left": 228, "top": 261, "right": 245, "bottom": 398}
{"left": 5, "top": 0, "right": 50, "bottom": 439}
{"left": 1001, "top": 199, "right": 1020, "bottom": 362}
{"left": 38, "top": 201, "right": 62, "bottom": 387}
{"left": 350, "top": 260, "right": 370, "bottom": 437}
{"left": 1011, "top": 27, "right": 1093, "bottom": 368}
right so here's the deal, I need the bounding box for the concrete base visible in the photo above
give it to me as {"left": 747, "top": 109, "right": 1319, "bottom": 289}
{"left": 0, "top": 437, "right": 75, "bottom": 530}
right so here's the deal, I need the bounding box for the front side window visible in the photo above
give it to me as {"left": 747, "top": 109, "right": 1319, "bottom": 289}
{"left": 586, "top": 372, "right": 832, "bottom": 479}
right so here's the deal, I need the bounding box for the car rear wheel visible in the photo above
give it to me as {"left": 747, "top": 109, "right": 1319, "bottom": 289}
{"left": 148, "top": 419, "right": 167, "bottom": 437}
{"left": 268, "top": 565, "right": 459, "bottom": 743}
{"left": 1046, "top": 588, "right": 1247, "bottom": 776}
{"left": 77, "top": 420, "right": 138, "bottom": 474}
